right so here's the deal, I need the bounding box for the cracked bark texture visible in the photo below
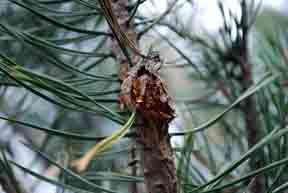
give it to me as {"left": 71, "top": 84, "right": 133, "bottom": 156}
{"left": 108, "top": 1, "right": 178, "bottom": 193}
{"left": 140, "top": 123, "right": 177, "bottom": 193}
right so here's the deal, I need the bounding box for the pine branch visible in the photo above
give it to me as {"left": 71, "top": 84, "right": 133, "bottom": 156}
{"left": 237, "top": 1, "right": 265, "bottom": 192}
{"left": 105, "top": 1, "right": 179, "bottom": 193}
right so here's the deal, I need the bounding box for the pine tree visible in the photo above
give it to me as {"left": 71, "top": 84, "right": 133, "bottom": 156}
{"left": 0, "top": 1, "right": 288, "bottom": 193}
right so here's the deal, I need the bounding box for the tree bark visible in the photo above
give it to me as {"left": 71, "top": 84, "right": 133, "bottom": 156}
{"left": 139, "top": 122, "right": 178, "bottom": 193}
{"left": 238, "top": 1, "right": 264, "bottom": 192}
{"left": 109, "top": 1, "right": 178, "bottom": 193}
{"left": 110, "top": 0, "right": 139, "bottom": 81}
{"left": 109, "top": 1, "right": 140, "bottom": 193}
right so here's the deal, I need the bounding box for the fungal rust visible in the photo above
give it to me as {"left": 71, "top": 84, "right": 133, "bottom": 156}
{"left": 120, "top": 55, "right": 178, "bottom": 193}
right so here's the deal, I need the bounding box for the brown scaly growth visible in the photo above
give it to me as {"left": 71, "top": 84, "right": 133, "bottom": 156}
{"left": 120, "top": 54, "right": 178, "bottom": 193}
{"left": 120, "top": 55, "right": 174, "bottom": 124}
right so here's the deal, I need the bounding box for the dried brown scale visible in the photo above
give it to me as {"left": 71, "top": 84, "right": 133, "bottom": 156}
{"left": 120, "top": 65, "right": 175, "bottom": 124}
